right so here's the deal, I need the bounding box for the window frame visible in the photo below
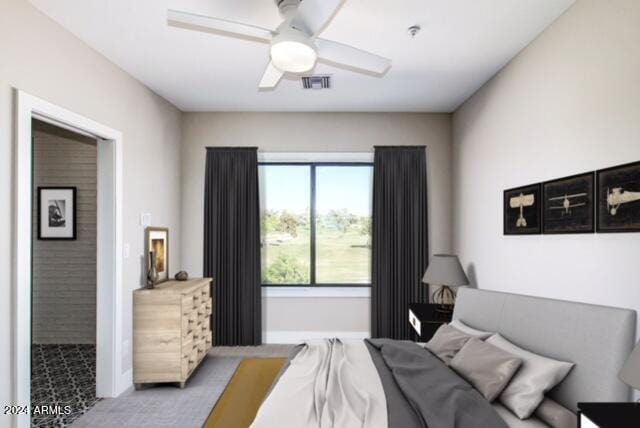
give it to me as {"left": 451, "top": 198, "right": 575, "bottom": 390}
{"left": 259, "top": 161, "right": 373, "bottom": 288}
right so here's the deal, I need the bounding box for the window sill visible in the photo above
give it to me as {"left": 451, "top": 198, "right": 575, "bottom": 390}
{"left": 262, "top": 286, "right": 371, "bottom": 298}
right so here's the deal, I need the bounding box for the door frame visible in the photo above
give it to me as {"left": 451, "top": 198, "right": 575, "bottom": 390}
{"left": 13, "top": 90, "right": 126, "bottom": 427}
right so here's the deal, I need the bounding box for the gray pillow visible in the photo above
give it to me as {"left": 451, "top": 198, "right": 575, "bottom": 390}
{"left": 449, "top": 319, "right": 492, "bottom": 339}
{"left": 450, "top": 337, "right": 523, "bottom": 402}
{"left": 425, "top": 324, "right": 472, "bottom": 364}
{"left": 486, "top": 334, "right": 574, "bottom": 419}
{"left": 534, "top": 398, "right": 577, "bottom": 428}
{"left": 492, "top": 404, "right": 550, "bottom": 428}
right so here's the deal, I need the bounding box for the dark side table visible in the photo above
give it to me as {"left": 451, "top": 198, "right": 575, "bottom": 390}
{"left": 578, "top": 402, "right": 640, "bottom": 428}
{"left": 408, "top": 303, "right": 452, "bottom": 342}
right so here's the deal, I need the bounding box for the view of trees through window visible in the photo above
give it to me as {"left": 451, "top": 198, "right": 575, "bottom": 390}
{"left": 260, "top": 163, "right": 373, "bottom": 285}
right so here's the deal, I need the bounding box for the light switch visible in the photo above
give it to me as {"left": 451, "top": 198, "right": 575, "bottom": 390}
{"left": 140, "top": 212, "right": 151, "bottom": 226}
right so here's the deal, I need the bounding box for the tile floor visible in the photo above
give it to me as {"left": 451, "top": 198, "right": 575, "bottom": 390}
{"left": 31, "top": 344, "right": 100, "bottom": 427}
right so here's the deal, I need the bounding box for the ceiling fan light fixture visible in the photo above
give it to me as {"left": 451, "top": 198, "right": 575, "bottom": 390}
{"left": 270, "top": 40, "right": 317, "bottom": 73}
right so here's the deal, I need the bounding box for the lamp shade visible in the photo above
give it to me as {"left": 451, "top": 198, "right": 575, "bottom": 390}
{"left": 422, "top": 254, "right": 469, "bottom": 286}
{"left": 619, "top": 340, "right": 640, "bottom": 390}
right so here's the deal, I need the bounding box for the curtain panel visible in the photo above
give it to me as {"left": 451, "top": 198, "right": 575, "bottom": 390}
{"left": 203, "top": 147, "right": 261, "bottom": 346}
{"left": 372, "top": 146, "right": 429, "bottom": 339}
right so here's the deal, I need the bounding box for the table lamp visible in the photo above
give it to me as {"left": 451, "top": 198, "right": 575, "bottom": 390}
{"left": 422, "top": 254, "right": 469, "bottom": 312}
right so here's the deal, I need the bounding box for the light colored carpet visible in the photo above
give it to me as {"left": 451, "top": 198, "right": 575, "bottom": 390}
{"left": 209, "top": 344, "right": 294, "bottom": 358}
{"left": 71, "top": 345, "right": 294, "bottom": 428}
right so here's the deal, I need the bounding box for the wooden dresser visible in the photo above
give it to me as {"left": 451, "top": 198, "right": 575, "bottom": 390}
{"left": 133, "top": 278, "right": 213, "bottom": 388}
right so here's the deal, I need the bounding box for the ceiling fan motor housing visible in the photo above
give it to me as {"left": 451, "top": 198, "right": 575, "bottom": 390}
{"left": 275, "top": 0, "right": 303, "bottom": 20}
{"left": 270, "top": 23, "right": 317, "bottom": 73}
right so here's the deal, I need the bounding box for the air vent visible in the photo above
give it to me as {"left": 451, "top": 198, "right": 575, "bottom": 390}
{"left": 301, "top": 75, "right": 331, "bottom": 90}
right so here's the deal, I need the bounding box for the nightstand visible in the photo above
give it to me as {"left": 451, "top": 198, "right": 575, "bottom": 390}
{"left": 408, "top": 303, "right": 452, "bottom": 342}
{"left": 578, "top": 403, "right": 640, "bottom": 428}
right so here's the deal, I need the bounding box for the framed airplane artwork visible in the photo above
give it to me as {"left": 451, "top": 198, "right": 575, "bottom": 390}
{"left": 597, "top": 161, "right": 640, "bottom": 233}
{"left": 504, "top": 183, "right": 542, "bottom": 235}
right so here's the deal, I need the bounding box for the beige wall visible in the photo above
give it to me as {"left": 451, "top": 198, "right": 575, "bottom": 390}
{"left": 32, "top": 123, "right": 98, "bottom": 344}
{"left": 453, "top": 0, "right": 640, "bottom": 331}
{"left": 1, "top": 0, "right": 182, "bottom": 415}
{"left": 180, "top": 112, "right": 452, "bottom": 336}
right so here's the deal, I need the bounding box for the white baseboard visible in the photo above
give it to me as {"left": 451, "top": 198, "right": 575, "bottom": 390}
{"left": 264, "top": 331, "right": 370, "bottom": 344}
{"left": 115, "top": 368, "right": 133, "bottom": 397}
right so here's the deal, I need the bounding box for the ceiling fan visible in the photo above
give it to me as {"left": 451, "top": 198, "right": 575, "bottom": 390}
{"left": 167, "top": 0, "right": 392, "bottom": 89}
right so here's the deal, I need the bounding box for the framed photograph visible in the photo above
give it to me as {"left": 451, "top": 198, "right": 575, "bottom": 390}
{"left": 37, "top": 187, "right": 77, "bottom": 240}
{"left": 145, "top": 227, "right": 169, "bottom": 283}
{"left": 543, "top": 172, "right": 595, "bottom": 234}
{"left": 596, "top": 161, "right": 640, "bottom": 233}
{"left": 504, "top": 184, "right": 542, "bottom": 235}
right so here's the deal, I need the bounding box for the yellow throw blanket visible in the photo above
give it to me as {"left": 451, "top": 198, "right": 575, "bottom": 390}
{"left": 205, "top": 358, "right": 287, "bottom": 428}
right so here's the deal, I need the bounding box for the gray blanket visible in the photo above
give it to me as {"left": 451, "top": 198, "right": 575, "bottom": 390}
{"left": 366, "top": 339, "right": 509, "bottom": 428}
{"left": 263, "top": 339, "right": 508, "bottom": 428}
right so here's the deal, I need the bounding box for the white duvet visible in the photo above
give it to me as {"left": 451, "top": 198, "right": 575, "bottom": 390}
{"left": 250, "top": 338, "right": 388, "bottom": 428}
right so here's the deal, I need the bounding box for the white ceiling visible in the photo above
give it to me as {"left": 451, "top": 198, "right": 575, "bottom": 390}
{"left": 30, "top": 0, "right": 574, "bottom": 112}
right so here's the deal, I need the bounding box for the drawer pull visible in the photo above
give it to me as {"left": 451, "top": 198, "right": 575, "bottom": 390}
{"left": 193, "top": 296, "right": 198, "bottom": 300}
{"left": 188, "top": 319, "right": 194, "bottom": 324}
{"left": 198, "top": 312, "right": 203, "bottom": 316}
{"left": 188, "top": 359, "right": 195, "bottom": 364}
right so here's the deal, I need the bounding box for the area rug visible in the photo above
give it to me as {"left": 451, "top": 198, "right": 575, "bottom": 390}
{"left": 71, "top": 356, "right": 241, "bottom": 428}
{"left": 204, "top": 358, "right": 287, "bottom": 428}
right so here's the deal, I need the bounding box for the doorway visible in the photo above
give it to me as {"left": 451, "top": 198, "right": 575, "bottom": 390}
{"left": 30, "top": 120, "right": 100, "bottom": 426}
{"left": 14, "top": 91, "right": 126, "bottom": 428}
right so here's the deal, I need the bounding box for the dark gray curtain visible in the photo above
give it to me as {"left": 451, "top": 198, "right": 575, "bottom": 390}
{"left": 203, "top": 147, "right": 261, "bottom": 346}
{"left": 372, "top": 146, "right": 429, "bottom": 339}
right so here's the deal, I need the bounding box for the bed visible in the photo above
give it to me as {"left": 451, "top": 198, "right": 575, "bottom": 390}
{"left": 251, "top": 288, "right": 637, "bottom": 427}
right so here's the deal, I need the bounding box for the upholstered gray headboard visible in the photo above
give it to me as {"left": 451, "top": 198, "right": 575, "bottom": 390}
{"left": 453, "top": 288, "right": 637, "bottom": 411}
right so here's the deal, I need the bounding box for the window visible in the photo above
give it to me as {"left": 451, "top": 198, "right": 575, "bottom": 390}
{"left": 259, "top": 163, "right": 373, "bottom": 286}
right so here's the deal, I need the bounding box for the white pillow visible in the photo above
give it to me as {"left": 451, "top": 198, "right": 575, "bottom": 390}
{"left": 486, "top": 334, "right": 574, "bottom": 419}
{"left": 449, "top": 319, "right": 492, "bottom": 339}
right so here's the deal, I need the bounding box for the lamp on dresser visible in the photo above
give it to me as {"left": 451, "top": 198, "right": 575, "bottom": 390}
{"left": 422, "top": 254, "right": 469, "bottom": 313}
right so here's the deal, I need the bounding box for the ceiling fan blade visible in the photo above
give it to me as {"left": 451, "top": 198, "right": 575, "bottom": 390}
{"left": 316, "top": 39, "right": 391, "bottom": 75}
{"left": 259, "top": 61, "right": 285, "bottom": 89}
{"left": 290, "top": 0, "right": 345, "bottom": 37}
{"left": 167, "top": 10, "right": 274, "bottom": 42}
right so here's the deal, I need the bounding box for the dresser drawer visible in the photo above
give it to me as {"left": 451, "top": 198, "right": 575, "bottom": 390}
{"left": 197, "top": 339, "right": 207, "bottom": 361}
{"left": 182, "top": 347, "right": 198, "bottom": 379}
{"left": 182, "top": 309, "right": 197, "bottom": 334}
{"left": 181, "top": 337, "right": 197, "bottom": 358}
{"left": 196, "top": 301, "right": 208, "bottom": 322}
{"left": 205, "top": 331, "right": 213, "bottom": 348}
{"left": 204, "top": 298, "right": 212, "bottom": 317}
{"left": 182, "top": 291, "right": 200, "bottom": 315}
{"left": 200, "top": 284, "right": 210, "bottom": 300}
{"left": 192, "top": 323, "right": 203, "bottom": 342}
{"left": 202, "top": 317, "right": 210, "bottom": 332}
